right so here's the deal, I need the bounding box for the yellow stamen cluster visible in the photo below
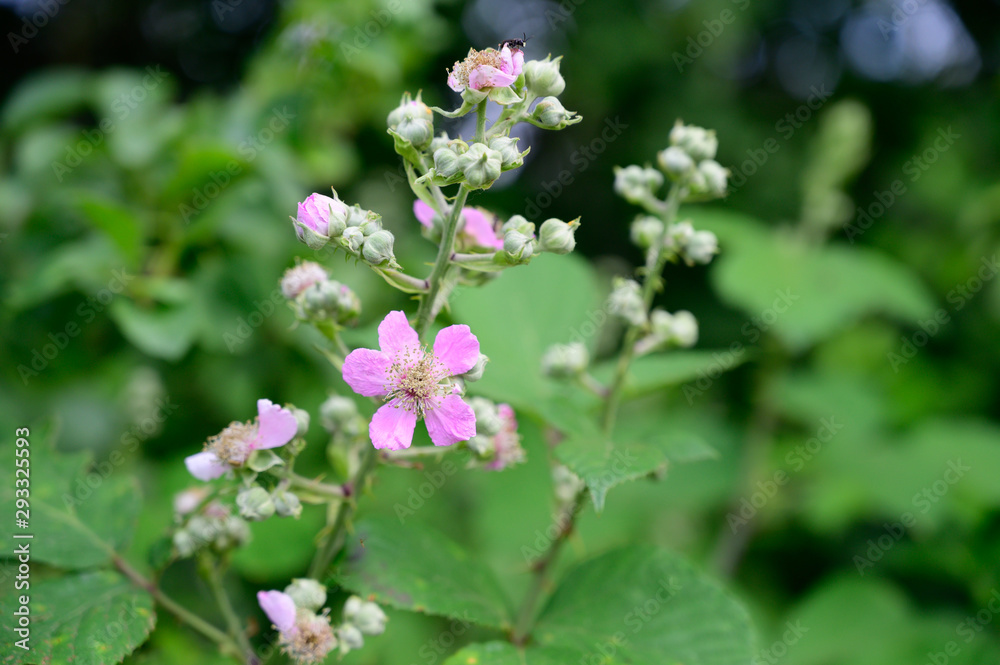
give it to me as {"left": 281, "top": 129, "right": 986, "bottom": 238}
{"left": 448, "top": 47, "right": 503, "bottom": 90}
{"left": 206, "top": 421, "right": 256, "bottom": 465}
{"left": 384, "top": 346, "right": 449, "bottom": 417}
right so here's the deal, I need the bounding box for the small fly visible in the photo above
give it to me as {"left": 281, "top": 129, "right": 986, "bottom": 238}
{"left": 499, "top": 33, "right": 529, "bottom": 52}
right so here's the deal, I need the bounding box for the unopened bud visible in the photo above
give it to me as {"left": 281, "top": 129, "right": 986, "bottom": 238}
{"left": 361, "top": 230, "right": 396, "bottom": 267}
{"left": 607, "top": 277, "right": 646, "bottom": 326}
{"left": 657, "top": 146, "right": 694, "bottom": 178}
{"left": 614, "top": 165, "right": 664, "bottom": 204}
{"left": 387, "top": 96, "right": 434, "bottom": 150}
{"left": 458, "top": 143, "right": 503, "bottom": 188}
{"left": 630, "top": 216, "right": 664, "bottom": 250}
{"left": 320, "top": 395, "right": 361, "bottom": 436}
{"left": 650, "top": 309, "right": 699, "bottom": 347}
{"left": 501, "top": 214, "right": 535, "bottom": 237}
{"left": 290, "top": 406, "right": 309, "bottom": 437}
{"left": 236, "top": 486, "right": 275, "bottom": 521}
{"left": 281, "top": 261, "right": 328, "bottom": 300}
{"left": 503, "top": 229, "right": 534, "bottom": 262}
{"left": 460, "top": 353, "right": 489, "bottom": 383}
{"left": 541, "top": 342, "right": 589, "bottom": 378}
{"left": 284, "top": 579, "right": 327, "bottom": 612}
{"left": 523, "top": 56, "right": 566, "bottom": 97}
{"left": 340, "top": 226, "right": 364, "bottom": 252}
{"left": 665, "top": 221, "right": 694, "bottom": 252}
{"left": 468, "top": 397, "right": 501, "bottom": 436}
{"left": 338, "top": 623, "right": 365, "bottom": 651}
{"left": 343, "top": 596, "right": 388, "bottom": 635}
{"left": 697, "top": 159, "right": 728, "bottom": 197}
{"left": 272, "top": 490, "right": 302, "bottom": 518}
{"left": 538, "top": 218, "right": 578, "bottom": 254}
{"left": 552, "top": 464, "right": 585, "bottom": 504}
{"left": 302, "top": 280, "right": 361, "bottom": 326}
{"left": 684, "top": 230, "right": 718, "bottom": 265}
{"left": 433, "top": 148, "right": 461, "bottom": 178}
{"left": 488, "top": 136, "right": 526, "bottom": 169}
{"left": 669, "top": 121, "right": 718, "bottom": 161}
{"left": 531, "top": 97, "right": 580, "bottom": 129}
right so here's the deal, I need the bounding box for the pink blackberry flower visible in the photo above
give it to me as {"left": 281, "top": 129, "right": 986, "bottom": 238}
{"left": 342, "top": 311, "right": 478, "bottom": 450}
{"left": 185, "top": 399, "right": 298, "bottom": 481}
{"left": 413, "top": 200, "right": 504, "bottom": 250}
{"left": 486, "top": 404, "right": 525, "bottom": 471}
{"left": 447, "top": 45, "right": 524, "bottom": 92}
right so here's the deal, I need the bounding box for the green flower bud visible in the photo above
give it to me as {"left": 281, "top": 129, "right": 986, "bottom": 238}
{"left": 236, "top": 486, "right": 275, "bottom": 521}
{"left": 320, "top": 395, "right": 361, "bottom": 436}
{"left": 607, "top": 277, "right": 646, "bottom": 326}
{"left": 343, "top": 596, "right": 388, "bottom": 635}
{"left": 338, "top": 624, "right": 365, "bottom": 652}
{"left": 503, "top": 229, "right": 534, "bottom": 262}
{"left": 387, "top": 96, "right": 434, "bottom": 150}
{"left": 669, "top": 121, "right": 718, "bottom": 161}
{"left": 552, "top": 464, "right": 585, "bottom": 504}
{"left": 684, "top": 230, "right": 719, "bottom": 265}
{"left": 541, "top": 342, "right": 589, "bottom": 378}
{"left": 650, "top": 309, "right": 699, "bottom": 348}
{"left": 523, "top": 56, "right": 566, "bottom": 97}
{"left": 501, "top": 214, "right": 535, "bottom": 237}
{"left": 359, "top": 218, "right": 382, "bottom": 237}
{"left": 302, "top": 280, "right": 361, "bottom": 326}
{"left": 538, "top": 218, "right": 578, "bottom": 254}
{"left": 273, "top": 490, "right": 302, "bottom": 518}
{"left": 613, "top": 165, "right": 664, "bottom": 204}
{"left": 531, "top": 96, "right": 580, "bottom": 129}
{"left": 345, "top": 205, "right": 378, "bottom": 228}
{"left": 657, "top": 146, "right": 694, "bottom": 178}
{"left": 341, "top": 226, "right": 364, "bottom": 252}
{"left": 698, "top": 159, "right": 728, "bottom": 198}
{"left": 468, "top": 396, "right": 501, "bottom": 436}
{"left": 222, "top": 515, "right": 250, "bottom": 548}
{"left": 460, "top": 353, "right": 489, "bottom": 383}
{"left": 458, "top": 143, "right": 503, "bottom": 188}
{"left": 429, "top": 132, "right": 451, "bottom": 153}
{"left": 666, "top": 221, "right": 694, "bottom": 252}
{"left": 284, "top": 578, "right": 327, "bottom": 612}
{"left": 433, "top": 148, "right": 462, "bottom": 178}
{"left": 290, "top": 406, "right": 310, "bottom": 437}
{"left": 361, "top": 230, "right": 396, "bottom": 267}
{"left": 630, "top": 216, "right": 664, "bottom": 250}
{"left": 173, "top": 529, "right": 197, "bottom": 558}
{"left": 488, "top": 136, "right": 526, "bottom": 169}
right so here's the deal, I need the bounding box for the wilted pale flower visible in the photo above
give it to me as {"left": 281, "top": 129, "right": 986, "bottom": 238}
{"left": 184, "top": 399, "right": 298, "bottom": 481}
{"left": 447, "top": 45, "right": 524, "bottom": 92}
{"left": 281, "top": 261, "right": 328, "bottom": 300}
{"left": 341, "top": 311, "right": 479, "bottom": 450}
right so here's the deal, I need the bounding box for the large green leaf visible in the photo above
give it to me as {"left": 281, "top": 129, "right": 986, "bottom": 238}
{"left": 334, "top": 517, "right": 512, "bottom": 630}
{"left": 77, "top": 198, "right": 143, "bottom": 266}
{"left": 695, "top": 211, "right": 935, "bottom": 352}
{"left": 555, "top": 435, "right": 666, "bottom": 513}
{"left": 445, "top": 547, "right": 754, "bottom": 665}
{"left": 451, "top": 255, "right": 602, "bottom": 411}
{"left": 0, "top": 570, "right": 155, "bottom": 665}
{"left": 0, "top": 439, "right": 140, "bottom": 569}
{"left": 1, "top": 69, "right": 92, "bottom": 133}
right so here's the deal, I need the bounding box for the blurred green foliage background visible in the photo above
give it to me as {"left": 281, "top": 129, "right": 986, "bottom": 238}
{"left": 2, "top": 0, "right": 1000, "bottom": 663}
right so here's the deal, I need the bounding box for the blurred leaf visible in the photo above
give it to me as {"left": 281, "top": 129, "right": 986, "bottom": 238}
{"left": 0, "top": 570, "right": 155, "bottom": 665}
{"left": 452, "top": 255, "right": 602, "bottom": 411}
{"left": 108, "top": 298, "right": 200, "bottom": 361}
{"left": 335, "top": 516, "right": 513, "bottom": 630}
{"left": 5, "top": 236, "right": 122, "bottom": 310}
{"left": 699, "top": 212, "right": 936, "bottom": 351}
{"left": 592, "top": 350, "right": 749, "bottom": 398}
{"left": 1, "top": 69, "right": 92, "bottom": 133}
{"left": 231, "top": 505, "right": 325, "bottom": 580}
{"left": 77, "top": 197, "right": 143, "bottom": 265}
{"left": 0, "top": 436, "right": 140, "bottom": 569}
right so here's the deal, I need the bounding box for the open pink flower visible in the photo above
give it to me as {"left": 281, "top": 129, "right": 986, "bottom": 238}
{"left": 413, "top": 200, "right": 504, "bottom": 250}
{"left": 258, "top": 590, "right": 297, "bottom": 633}
{"left": 447, "top": 45, "right": 524, "bottom": 92}
{"left": 342, "top": 311, "right": 478, "bottom": 450}
{"left": 185, "top": 399, "right": 298, "bottom": 481}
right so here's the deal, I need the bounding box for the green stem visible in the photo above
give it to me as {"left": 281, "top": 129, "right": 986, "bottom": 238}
{"left": 474, "top": 99, "right": 487, "bottom": 144}
{"left": 414, "top": 184, "right": 471, "bottom": 339}
{"left": 307, "top": 445, "right": 379, "bottom": 579}
{"left": 382, "top": 445, "right": 455, "bottom": 461}
{"left": 203, "top": 556, "right": 256, "bottom": 662}
{"left": 512, "top": 491, "right": 586, "bottom": 645}
{"left": 601, "top": 184, "right": 682, "bottom": 436}
{"left": 282, "top": 470, "right": 345, "bottom": 498}
{"left": 112, "top": 554, "right": 252, "bottom": 663}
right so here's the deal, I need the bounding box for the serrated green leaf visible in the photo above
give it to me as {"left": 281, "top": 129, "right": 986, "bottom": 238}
{"left": 0, "top": 570, "right": 155, "bottom": 665}
{"left": 0, "top": 438, "right": 140, "bottom": 569}
{"left": 334, "top": 517, "right": 512, "bottom": 630}
{"left": 555, "top": 436, "right": 666, "bottom": 512}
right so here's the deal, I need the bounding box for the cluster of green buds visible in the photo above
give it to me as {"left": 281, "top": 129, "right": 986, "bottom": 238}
{"left": 338, "top": 595, "right": 389, "bottom": 656}
{"left": 659, "top": 121, "right": 728, "bottom": 200}
{"left": 172, "top": 497, "right": 250, "bottom": 558}
{"left": 465, "top": 397, "right": 526, "bottom": 471}
{"left": 319, "top": 394, "right": 367, "bottom": 480}
{"left": 292, "top": 191, "right": 399, "bottom": 270}
{"left": 281, "top": 261, "right": 361, "bottom": 326}
{"left": 635, "top": 308, "right": 699, "bottom": 355}
{"left": 541, "top": 341, "right": 590, "bottom": 379}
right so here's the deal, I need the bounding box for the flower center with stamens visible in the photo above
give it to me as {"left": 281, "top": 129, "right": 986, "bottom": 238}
{"left": 448, "top": 48, "right": 505, "bottom": 91}
{"left": 206, "top": 421, "right": 257, "bottom": 465}
{"left": 385, "top": 347, "right": 449, "bottom": 416}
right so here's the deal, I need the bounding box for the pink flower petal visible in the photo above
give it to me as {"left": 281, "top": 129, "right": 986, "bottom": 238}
{"left": 258, "top": 590, "right": 297, "bottom": 633}
{"left": 184, "top": 451, "right": 229, "bottom": 481}
{"left": 342, "top": 349, "right": 390, "bottom": 397}
{"left": 511, "top": 49, "right": 524, "bottom": 77}
{"left": 447, "top": 71, "right": 463, "bottom": 92}
{"left": 469, "top": 65, "right": 517, "bottom": 91}
{"left": 378, "top": 310, "right": 420, "bottom": 359}
{"left": 433, "top": 325, "right": 479, "bottom": 376}
{"left": 461, "top": 208, "right": 504, "bottom": 249}
{"left": 254, "top": 399, "right": 298, "bottom": 450}
{"left": 413, "top": 200, "right": 435, "bottom": 228}
{"left": 424, "top": 394, "right": 476, "bottom": 447}
{"left": 369, "top": 400, "right": 418, "bottom": 450}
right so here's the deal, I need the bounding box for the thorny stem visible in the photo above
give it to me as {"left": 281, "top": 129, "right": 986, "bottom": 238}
{"left": 414, "top": 183, "right": 471, "bottom": 339}
{"left": 307, "top": 445, "right": 379, "bottom": 579}
{"left": 512, "top": 491, "right": 587, "bottom": 645}
{"left": 112, "top": 553, "right": 256, "bottom": 664}
{"left": 203, "top": 555, "right": 256, "bottom": 662}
